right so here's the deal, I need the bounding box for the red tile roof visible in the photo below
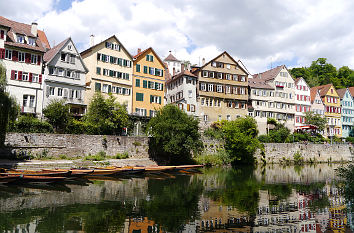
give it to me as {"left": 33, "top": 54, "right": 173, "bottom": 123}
{"left": 43, "top": 38, "right": 70, "bottom": 62}
{"left": 248, "top": 77, "right": 273, "bottom": 89}
{"left": 311, "top": 84, "right": 333, "bottom": 97}
{"left": 0, "top": 16, "right": 47, "bottom": 53}
{"left": 166, "top": 69, "right": 197, "bottom": 84}
{"left": 310, "top": 87, "right": 320, "bottom": 104}
{"left": 164, "top": 52, "right": 179, "bottom": 62}
{"left": 133, "top": 47, "right": 149, "bottom": 59}
{"left": 336, "top": 88, "right": 347, "bottom": 99}
{"left": 38, "top": 30, "right": 50, "bottom": 50}
{"left": 253, "top": 65, "right": 284, "bottom": 81}
{"left": 348, "top": 87, "right": 354, "bottom": 97}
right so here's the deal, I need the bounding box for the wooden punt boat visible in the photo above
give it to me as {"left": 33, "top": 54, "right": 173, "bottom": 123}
{"left": 1, "top": 170, "right": 72, "bottom": 177}
{"left": 0, "top": 175, "right": 20, "bottom": 184}
{"left": 144, "top": 166, "right": 176, "bottom": 173}
{"left": 42, "top": 169, "right": 94, "bottom": 178}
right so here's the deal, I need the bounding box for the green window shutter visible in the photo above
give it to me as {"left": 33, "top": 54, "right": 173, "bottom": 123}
{"left": 151, "top": 56, "right": 153, "bottom": 62}
{"left": 150, "top": 95, "right": 153, "bottom": 103}
{"left": 136, "top": 79, "right": 140, "bottom": 87}
{"left": 155, "top": 82, "right": 159, "bottom": 90}
{"left": 136, "top": 93, "right": 144, "bottom": 101}
{"left": 149, "top": 110, "right": 153, "bottom": 117}
{"left": 108, "top": 85, "right": 112, "bottom": 93}
{"left": 161, "top": 84, "right": 163, "bottom": 91}
{"left": 95, "top": 82, "right": 101, "bottom": 92}
{"left": 148, "top": 81, "right": 152, "bottom": 89}
{"left": 96, "top": 67, "right": 101, "bottom": 75}
{"left": 109, "top": 70, "right": 113, "bottom": 77}
{"left": 161, "top": 70, "right": 163, "bottom": 77}
{"left": 143, "top": 80, "right": 147, "bottom": 88}
{"left": 159, "top": 96, "right": 161, "bottom": 104}
{"left": 143, "top": 66, "right": 148, "bottom": 74}
{"left": 146, "top": 55, "right": 149, "bottom": 61}
{"left": 136, "top": 64, "right": 140, "bottom": 72}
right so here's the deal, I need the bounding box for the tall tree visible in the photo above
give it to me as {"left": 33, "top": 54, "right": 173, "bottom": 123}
{"left": 338, "top": 66, "right": 354, "bottom": 87}
{"left": 43, "top": 99, "right": 71, "bottom": 133}
{"left": 309, "top": 58, "right": 339, "bottom": 87}
{"left": 304, "top": 111, "right": 327, "bottom": 132}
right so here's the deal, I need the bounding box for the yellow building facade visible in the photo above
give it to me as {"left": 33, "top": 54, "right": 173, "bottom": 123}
{"left": 313, "top": 84, "right": 342, "bottom": 137}
{"left": 80, "top": 35, "right": 133, "bottom": 113}
{"left": 132, "top": 48, "right": 166, "bottom": 117}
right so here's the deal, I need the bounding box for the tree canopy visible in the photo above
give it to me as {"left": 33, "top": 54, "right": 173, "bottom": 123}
{"left": 147, "top": 104, "right": 203, "bottom": 164}
{"left": 290, "top": 57, "right": 354, "bottom": 89}
{"left": 304, "top": 111, "right": 327, "bottom": 132}
{"left": 43, "top": 99, "right": 71, "bottom": 133}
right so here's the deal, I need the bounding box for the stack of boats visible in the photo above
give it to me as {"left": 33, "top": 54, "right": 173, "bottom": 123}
{"left": 0, "top": 165, "right": 203, "bottom": 185}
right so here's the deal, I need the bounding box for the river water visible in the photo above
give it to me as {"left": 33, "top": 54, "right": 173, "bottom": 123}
{"left": 0, "top": 164, "right": 352, "bottom": 233}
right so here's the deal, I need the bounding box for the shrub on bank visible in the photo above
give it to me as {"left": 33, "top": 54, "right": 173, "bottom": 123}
{"left": 66, "top": 119, "right": 99, "bottom": 135}
{"left": 194, "top": 149, "right": 231, "bottom": 166}
{"left": 9, "top": 115, "right": 53, "bottom": 133}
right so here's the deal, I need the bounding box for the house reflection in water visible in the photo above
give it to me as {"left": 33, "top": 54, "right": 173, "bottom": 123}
{"left": 125, "top": 217, "right": 163, "bottom": 233}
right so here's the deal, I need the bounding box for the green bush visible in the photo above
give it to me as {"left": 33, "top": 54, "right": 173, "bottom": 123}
{"left": 114, "top": 152, "right": 129, "bottom": 159}
{"left": 83, "top": 151, "right": 107, "bottom": 161}
{"left": 10, "top": 115, "right": 53, "bottom": 133}
{"left": 293, "top": 151, "right": 304, "bottom": 165}
{"left": 66, "top": 119, "right": 99, "bottom": 135}
{"left": 268, "top": 124, "right": 290, "bottom": 143}
{"left": 203, "top": 126, "right": 223, "bottom": 140}
{"left": 258, "top": 135, "right": 271, "bottom": 143}
{"left": 346, "top": 137, "right": 354, "bottom": 143}
{"left": 194, "top": 149, "right": 230, "bottom": 166}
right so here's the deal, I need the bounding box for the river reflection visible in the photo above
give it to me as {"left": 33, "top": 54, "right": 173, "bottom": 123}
{"left": 0, "top": 164, "right": 353, "bottom": 233}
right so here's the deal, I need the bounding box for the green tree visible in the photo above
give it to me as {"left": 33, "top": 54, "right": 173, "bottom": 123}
{"left": 290, "top": 67, "right": 319, "bottom": 87}
{"left": 304, "top": 111, "right": 327, "bottom": 132}
{"left": 147, "top": 104, "right": 203, "bottom": 164}
{"left": 222, "top": 117, "right": 260, "bottom": 165}
{"left": 43, "top": 99, "right": 71, "bottom": 133}
{"left": 268, "top": 123, "right": 291, "bottom": 143}
{"left": 338, "top": 66, "right": 354, "bottom": 87}
{"left": 309, "top": 58, "right": 339, "bottom": 87}
{"left": 84, "top": 92, "right": 128, "bottom": 135}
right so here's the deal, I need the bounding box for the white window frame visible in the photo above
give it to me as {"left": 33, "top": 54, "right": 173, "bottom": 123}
{"left": 18, "top": 52, "right": 25, "bottom": 62}
{"left": 22, "top": 72, "right": 29, "bottom": 81}
{"left": 49, "top": 87, "right": 55, "bottom": 96}
{"left": 32, "top": 74, "right": 39, "bottom": 83}
{"left": 217, "top": 85, "right": 223, "bottom": 93}
{"left": 208, "top": 84, "right": 213, "bottom": 92}
{"left": 58, "top": 88, "right": 63, "bottom": 97}
{"left": 5, "top": 49, "right": 12, "bottom": 60}
{"left": 31, "top": 54, "right": 37, "bottom": 64}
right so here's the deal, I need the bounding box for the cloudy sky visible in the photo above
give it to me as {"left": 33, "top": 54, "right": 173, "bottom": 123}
{"left": 2, "top": 0, "right": 354, "bottom": 74}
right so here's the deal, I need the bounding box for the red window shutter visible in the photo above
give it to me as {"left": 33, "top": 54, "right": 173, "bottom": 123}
{"left": 12, "top": 51, "right": 18, "bottom": 61}
{"left": 11, "top": 70, "right": 15, "bottom": 80}
{"left": 39, "top": 74, "right": 42, "bottom": 83}
{"left": 0, "top": 48, "right": 4, "bottom": 59}
{"left": 37, "top": 55, "right": 41, "bottom": 65}
{"left": 29, "top": 73, "right": 33, "bottom": 82}
{"left": 25, "top": 53, "right": 30, "bottom": 63}
{"left": 18, "top": 71, "right": 22, "bottom": 80}
{"left": 0, "top": 30, "right": 4, "bottom": 39}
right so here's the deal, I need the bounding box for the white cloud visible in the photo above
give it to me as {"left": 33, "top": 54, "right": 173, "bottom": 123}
{"left": 3, "top": 0, "right": 354, "bottom": 74}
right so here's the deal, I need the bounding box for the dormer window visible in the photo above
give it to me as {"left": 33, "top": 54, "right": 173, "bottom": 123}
{"left": 17, "top": 34, "right": 24, "bottom": 43}
{"left": 28, "top": 37, "right": 36, "bottom": 46}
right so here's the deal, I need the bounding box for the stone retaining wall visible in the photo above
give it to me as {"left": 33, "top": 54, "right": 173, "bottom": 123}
{"left": 3, "top": 133, "right": 149, "bottom": 159}
{"left": 255, "top": 143, "right": 354, "bottom": 163}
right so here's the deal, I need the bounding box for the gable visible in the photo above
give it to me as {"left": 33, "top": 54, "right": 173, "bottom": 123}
{"left": 134, "top": 48, "right": 165, "bottom": 69}
{"left": 326, "top": 85, "right": 338, "bottom": 97}
{"left": 275, "top": 67, "right": 294, "bottom": 83}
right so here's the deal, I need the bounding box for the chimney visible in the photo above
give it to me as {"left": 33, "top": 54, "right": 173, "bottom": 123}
{"left": 181, "top": 63, "right": 185, "bottom": 72}
{"left": 89, "top": 35, "right": 95, "bottom": 47}
{"left": 137, "top": 48, "right": 141, "bottom": 54}
{"left": 31, "top": 22, "right": 38, "bottom": 37}
{"left": 202, "top": 58, "right": 205, "bottom": 66}
{"left": 173, "top": 67, "right": 176, "bottom": 76}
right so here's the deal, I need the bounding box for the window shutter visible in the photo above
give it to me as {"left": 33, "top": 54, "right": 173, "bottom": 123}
{"left": 29, "top": 73, "right": 32, "bottom": 82}
{"left": 143, "top": 80, "right": 147, "bottom": 88}
{"left": 37, "top": 55, "right": 41, "bottom": 65}
{"left": 0, "top": 30, "right": 4, "bottom": 39}
{"left": 18, "top": 71, "right": 22, "bottom": 80}
{"left": 95, "top": 82, "right": 101, "bottom": 92}
{"left": 150, "top": 95, "right": 153, "bottom": 103}
{"left": 108, "top": 85, "right": 112, "bottom": 93}
{"left": 159, "top": 96, "right": 161, "bottom": 104}
{"left": 146, "top": 55, "right": 149, "bottom": 61}
{"left": 150, "top": 110, "right": 153, "bottom": 117}
{"left": 155, "top": 82, "right": 158, "bottom": 90}
{"left": 136, "top": 64, "right": 140, "bottom": 72}
{"left": 39, "top": 74, "right": 42, "bottom": 83}
{"left": 161, "top": 84, "right": 163, "bottom": 90}
{"left": 11, "top": 70, "right": 15, "bottom": 80}
{"left": 144, "top": 109, "right": 147, "bottom": 116}
{"left": 143, "top": 66, "right": 148, "bottom": 74}
{"left": 46, "top": 86, "right": 50, "bottom": 97}
{"left": 151, "top": 56, "right": 153, "bottom": 62}
{"left": 12, "top": 51, "right": 18, "bottom": 61}
{"left": 25, "top": 53, "right": 30, "bottom": 63}
{"left": 187, "top": 104, "right": 190, "bottom": 111}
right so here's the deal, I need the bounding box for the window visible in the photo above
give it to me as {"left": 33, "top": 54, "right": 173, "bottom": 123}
{"left": 280, "top": 72, "right": 288, "bottom": 77}
{"left": 95, "top": 82, "right": 101, "bottom": 92}
{"left": 58, "top": 68, "right": 64, "bottom": 76}
{"left": 61, "top": 53, "right": 67, "bottom": 62}
{"left": 23, "top": 95, "right": 35, "bottom": 107}
{"left": 226, "top": 64, "right": 231, "bottom": 69}
{"left": 217, "top": 85, "right": 223, "bottom": 93}
{"left": 149, "top": 67, "right": 155, "bottom": 75}
{"left": 96, "top": 67, "right": 101, "bottom": 75}
{"left": 68, "top": 45, "right": 72, "bottom": 50}
{"left": 17, "top": 34, "right": 24, "bottom": 43}
{"left": 66, "top": 70, "right": 72, "bottom": 78}
{"left": 136, "top": 79, "right": 140, "bottom": 87}
{"left": 240, "top": 76, "right": 246, "bottom": 82}
{"left": 217, "top": 73, "right": 222, "bottom": 79}
{"left": 22, "top": 72, "right": 29, "bottom": 81}
{"left": 227, "top": 115, "right": 231, "bottom": 121}
{"left": 208, "top": 84, "right": 213, "bottom": 92}
{"left": 70, "top": 55, "right": 75, "bottom": 64}
{"left": 102, "top": 84, "right": 111, "bottom": 93}
{"left": 203, "top": 71, "right": 208, "bottom": 77}
{"left": 212, "top": 62, "right": 217, "bottom": 67}
{"left": 136, "top": 92, "right": 144, "bottom": 101}
{"left": 136, "top": 108, "right": 147, "bottom": 116}
{"left": 58, "top": 88, "right": 63, "bottom": 96}
{"left": 18, "top": 52, "right": 25, "bottom": 62}
{"left": 143, "top": 66, "right": 148, "bottom": 74}
{"left": 49, "top": 87, "right": 55, "bottom": 95}
{"left": 5, "top": 49, "right": 12, "bottom": 60}
{"left": 200, "top": 83, "right": 206, "bottom": 91}
{"left": 225, "top": 85, "right": 231, "bottom": 93}
{"left": 30, "top": 54, "right": 37, "bottom": 64}
{"left": 188, "top": 90, "right": 192, "bottom": 98}
{"left": 136, "top": 64, "right": 140, "bottom": 72}
{"left": 32, "top": 74, "right": 39, "bottom": 83}
{"left": 150, "top": 95, "right": 161, "bottom": 104}
{"left": 28, "top": 37, "right": 36, "bottom": 46}
{"left": 203, "top": 115, "right": 208, "bottom": 122}
{"left": 146, "top": 54, "right": 153, "bottom": 62}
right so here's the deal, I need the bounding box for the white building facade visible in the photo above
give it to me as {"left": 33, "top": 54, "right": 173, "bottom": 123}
{"left": 166, "top": 68, "right": 198, "bottom": 116}
{"left": 43, "top": 38, "right": 88, "bottom": 116}
{"left": 0, "top": 17, "right": 49, "bottom": 116}
{"left": 294, "top": 77, "right": 311, "bottom": 129}
{"left": 164, "top": 52, "right": 182, "bottom": 76}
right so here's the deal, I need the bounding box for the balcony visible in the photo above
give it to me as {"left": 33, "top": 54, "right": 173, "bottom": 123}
{"left": 22, "top": 106, "right": 35, "bottom": 114}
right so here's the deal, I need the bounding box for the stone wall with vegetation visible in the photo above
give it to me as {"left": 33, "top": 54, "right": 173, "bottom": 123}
{"left": 256, "top": 143, "right": 354, "bottom": 163}
{"left": 3, "top": 133, "right": 149, "bottom": 159}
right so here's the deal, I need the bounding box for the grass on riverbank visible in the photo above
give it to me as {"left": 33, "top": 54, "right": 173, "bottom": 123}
{"left": 194, "top": 149, "right": 231, "bottom": 167}
{"left": 83, "top": 151, "right": 129, "bottom": 161}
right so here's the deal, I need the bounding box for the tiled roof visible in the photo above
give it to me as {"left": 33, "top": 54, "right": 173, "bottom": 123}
{"left": 253, "top": 65, "right": 284, "bottom": 81}
{"left": 248, "top": 77, "right": 273, "bottom": 89}
{"left": 133, "top": 47, "right": 149, "bottom": 59}
{"left": 348, "top": 87, "right": 354, "bottom": 97}
{"left": 167, "top": 69, "right": 197, "bottom": 84}
{"left": 164, "top": 52, "right": 179, "bottom": 62}
{"left": 311, "top": 84, "right": 333, "bottom": 97}
{"left": 43, "top": 38, "right": 70, "bottom": 62}
{"left": 0, "top": 16, "right": 47, "bottom": 53}
{"left": 38, "top": 30, "right": 50, "bottom": 50}
{"left": 336, "top": 88, "right": 347, "bottom": 99}
{"left": 310, "top": 87, "right": 320, "bottom": 104}
{"left": 133, "top": 47, "right": 166, "bottom": 69}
